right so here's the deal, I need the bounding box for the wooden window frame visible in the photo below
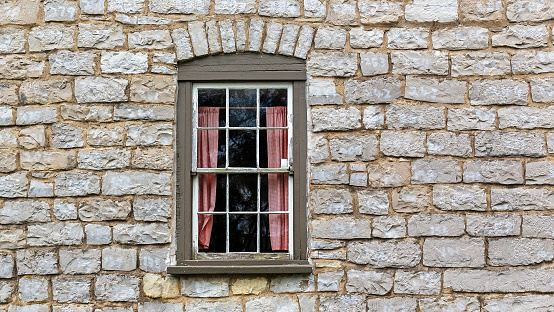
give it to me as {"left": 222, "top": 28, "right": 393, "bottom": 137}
{"left": 169, "top": 53, "right": 311, "bottom": 274}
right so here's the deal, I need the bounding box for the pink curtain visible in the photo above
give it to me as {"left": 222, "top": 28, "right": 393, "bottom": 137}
{"left": 266, "top": 107, "right": 289, "bottom": 251}
{"left": 198, "top": 107, "right": 219, "bottom": 250}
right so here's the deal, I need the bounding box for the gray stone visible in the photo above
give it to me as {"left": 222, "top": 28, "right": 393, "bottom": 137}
{"left": 114, "top": 105, "right": 173, "bottom": 121}
{"left": 278, "top": 24, "right": 299, "bottom": 56}
{"left": 512, "top": 51, "right": 554, "bottom": 74}
{"left": 345, "top": 270, "right": 392, "bottom": 295}
{"left": 388, "top": 28, "right": 428, "bottom": 49}
{"left": 344, "top": 78, "right": 401, "bottom": 104}
{"left": 21, "top": 150, "right": 76, "bottom": 171}
{"left": 360, "top": 52, "right": 388, "bottom": 76}
{"left": 312, "top": 217, "right": 372, "bottom": 239}
{"left": 17, "top": 250, "right": 58, "bottom": 275}
{"left": 139, "top": 248, "right": 169, "bottom": 273}
{"left": 357, "top": 190, "right": 389, "bottom": 215}
{"left": 367, "top": 297, "right": 417, "bottom": 312}
{"left": 308, "top": 79, "right": 342, "bottom": 105}
{"left": 348, "top": 240, "right": 421, "bottom": 267}
{"left": 405, "top": 0, "right": 458, "bottom": 22}
{"left": 380, "top": 131, "right": 425, "bottom": 157}
{"left": 386, "top": 105, "right": 445, "bottom": 130}
{"left": 312, "top": 107, "right": 360, "bottom": 132}
{"left": 0, "top": 253, "right": 13, "bottom": 278}
{"left": 408, "top": 214, "right": 464, "bottom": 237}
{"left": 294, "top": 26, "right": 314, "bottom": 59}
{"left": 102, "top": 247, "right": 136, "bottom": 271}
{"left": 29, "top": 25, "right": 74, "bottom": 51}
{"left": 236, "top": 21, "right": 247, "bottom": 51}
{"left": 470, "top": 79, "right": 528, "bottom": 105}
{"left": 87, "top": 126, "right": 124, "bottom": 146}
{"left": 0, "top": 56, "right": 44, "bottom": 80}
{"left": 8, "top": 305, "right": 49, "bottom": 312}
{"left": 0, "top": 129, "right": 17, "bottom": 149}
{"left": 451, "top": 52, "right": 511, "bottom": 77}
{"left": 215, "top": 0, "right": 255, "bottom": 13}
{"left": 405, "top": 77, "right": 466, "bottom": 104}
{"left": 317, "top": 270, "right": 343, "bottom": 291}
{"left": 107, "top": 0, "right": 143, "bottom": 13}
{"left": 77, "top": 149, "right": 130, "bottom": 170}
{"left": 113, "top": 223, "right": 171, "bottom": 244}
{"left": 0, "top": 282, "right": 13, "bottom": 303}
{"left": 139, "top": 303, "right": 182, "bottom": 312}
{"left": 53, "top": 277, "right": 90, "bottom": 303}
{"left": 368, "top": 161, "right": 411, "bottom": 187}
{"left": 428, "top": 132, "right": 472, "bottom": 157}
{"left": 461, "top": 0, "right": 503, "bottom": 21}
{"left": 132, "top": 148, "right": 173, "bottom": 170}
{"left": 186, "top": 301, "right": 240, "bottom": 312}
{"left": 489, "top": 238, "right": 554, "bottom": 266}
{"left": 492, "top": 188, "right": 554, "bottom": 211}
{"left": 0, "top": 82, "right": 17, "bottom": 105}
{"left": 78, "top": 24, "right": 124, "bottom": 49}
{"left": 423, "top": 238, "right": 485, "bottom": 267}
{"left": 372, "top": 216, "right": 406, "bottom": 238}
{"left": 350, "top": 28, "right": 383, "bottom": 49}
{"left": 0, "top": 229, "right": 25, "bottom": 249}
{"left": 206, "top": 21, "right": 222, "bottom": 54}
{"left": 101, "top": 52, "right": 147, "bottom": 74}
{"left": 258, "top": 0, "right": 300, "bottom": 17}
{"left": 531, "top": 78, "right": 554, "bottom": 103}
{"left": 0, "top": 107, "right": 13, "bottom": 126}
{"left": 75, "top": 77, "right": 127, "bottom": 103}
{"left": 78, "top": 199, "right": 131, "bottom": 221}
{"left": 247, "top": 20, "right": 263, "bottom": 52}
{"left": 246, "top": 296, "right": 298, "bottom": 312}
{"left": 188, "top": 22, "right": 208, "bottom": 56}
{"left": 391, "top": 51, "right": 449, "bottom": 75}
{"left": 18, "top": 126, "right": 45, "bottom": 149}
{"left": 311, "top": 189, "right": 353, "bottom": 214}
{"left": 392, "top": 187, "right": 431, "bottom": 213}
{"left": 492, "top": 25, "right": 548, "bottom": 48}
{"left": 44, "top": 0, "right": 76, "bottom": 21}
{"left": 329, "top": 135, "right": 377, "bottom": 161}
{"left": 95, "top": 274, "right": 139, "bottom": 302}
{"left": 444, "top": 269, "right": 554, "bottom": 292}
{"left": 359, "top": 0, "right": 402, "bottom": 23}
{"left": 304, "top": 0, "right": 325, "bottom": 17}
{"left": 475, "top": 132, "right": 545, "bottom": 157}
{"left": 320, "top": 295, "right": 365, "bottom": 312}
{"left": 0, "top": 151, "right": 16, "bottom": 173}
{"left": 463, "top": 160, "right": 523, "bottom": 184}
{"left": 0, "top": 172, "right": 27, "bottom": 199}
{"left": 307, "top": 52, "right": 357, "bottom": 77}
{"left": 59, "top": 249, "right": 101, "bottom": 274}
{"left": 219, "top": 20, "right": 236, "bottom": 54}
{"left": 149, "top": 0, "right": 208, "bottom": 13}
{"left": 419, "top": 297, "right": 480, "bottom": 312}
{"left": 0, "top": 0, "right": 40, "bottom": 24}
{"left": 526, "top": 161, "right": 554, "bottom": 185}
{"left": 55, "top": 172, "right": 100, "bottom": 196}
{"left": 0, "top": 28, "right": 26, "bottom": 54}
{"left": 411, "top": 159, "right": 461, "bottom": 184}
{"left": 394, "top": 271, "right": 441, "bottom": 295}
{"left": 433, "top": 185, "right": 487, "bottom": 211}
{"left": 61, "top": 105, "right": 112, "bottom": 122}
{"left": 0, "top": 200, "right": 49, "bottom": 224}
{"left": 52, "top": 124, "right": 83, "bottom": 148}
{"left": 182, "top": 277, "right": 229, "bottom": 297}
{"left": 261, "top": 22, "right": 281, "bottom": 54}
{"left": 130, "top": 76, "right": 176, "bottom": 104}
{"left": 326, "top": 0, "right": 358, "bottom": 25}
{"left": 467, "top": 214, "right": 521, "bottom": 237}
{"left": 85, "top": 224, "right": 111, "bottom": 245}
{"left": 133, "top": 198, "right": 171, "bottom": 221}
{"left": 433, "top": 27, "right": 489, "bottom": 50}
{"left": 363, "top": 106, "right": 384, "bottom": 129}
{"left": 448, "top": 107, "right": 496, "bottom": 131}
{"left": 53, "top": 306, "right": 92, "bottom": 312}
{"left": 16, "top": 107, "right": 57, "bottom": 125}
{"left": 172, "top": 28, "right": 194, "bottom": 61}
{"left": 484, "top": 295, "right": 554, "bottom": 312}
{"left": 28, "top": 181, "right": 54, "bottom": 198}
{"left": 102, "top": 171, "right": 171, "bottom": 195}
{"left": 19, "top": 277, "right": 48, "bottom": 302}
{"left": 315, "top": 26, "right": 346, "bottom": 50}
{"left": 27, "top": 222, "right": 83, "bottom": 246}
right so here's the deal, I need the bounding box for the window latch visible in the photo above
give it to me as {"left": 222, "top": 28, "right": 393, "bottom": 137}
{"left": 288, "top": 166, "right": 294, "bottom": 175}
{"left": 191, "top": 170, "right": 197, "bottom": 176}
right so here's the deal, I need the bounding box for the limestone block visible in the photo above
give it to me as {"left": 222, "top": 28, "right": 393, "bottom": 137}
{"left": 75, "top": 77, "right": 127, "bottom": 103}
{"left": 448, "top": 107, "right": 496, "bottom": 131}
{"left": 433, "top": 27, "right": 489, "bottom": 50}
{"left": 388, "top": 28, "right": 428, "bottom": 49}
{"left": 311, "top": 164, "right": 349, "bottom": 185}
{"left": 0, "top": 28, "right": 25, "bottom": 54}
{"left": 359, "top": 0, "right": 402, "bottom": 24}
{"left": 245, "top": 296, "right": 299, "bottom": 312}
{"left": 27, "top": 222, "right": 83, "bottom": 246}
{"left": 350, "top": 28, "right": 384, "bottom": 48}
{"left": 247, "top": 20, "right": 263, "bottom": 52}
{"left": 101, "top": 52, "right": 147, "bottom": 74}
{"left": 186, "top": 301, "right": 241, "bottom": 312}
{"left": 329, "top": 135, "right": 377, "bottom": 161}
{"left": 344, "top": 78, "right": 401, "bottom": 104}
{"left": 308, "top": 52, "right": 357, "bottom": 77}
{"left": 214, "top": 0, "right": 255, "bottom": 13}
{"left": 392, "top": 187, "right": 431, "bottom": 213}
{"left": 470, "top": 78, "right": 529, "bottom": 104}
{"left": 326, "top": 0, "right": 358, "bottom": 25}
{"left": 368, "top": 161, "right": 410, "bottom": 187}
{"left": 317, "top": 270, "right": 343, "bottom": 291}
{"left": 18, "top": 277, "right": 48, "bottom": 302}
{"left": 391, "top": 51, "right": 448, "bottom": 75}
{"left": 360, "top": 53, "right": 389, "bottom": 76}
{"left": 85, "top": 224, "right": 111, "bottom": 245}
{"left": 0, "top": 200, "right": 48, "bottom": 224}
{"left": 132, "top": 148, "right": 173, "bottom": 170}
{"left": 489, "top": 238, "right": 554, "bottom": 266}
{"left": 52, "top": 277, "right": 91, "bottom": 303}
{"left": 78, "top": 24, "right": 124, "bottom": 49}
{"left": 526, "top": 161, "right": 554, "bottom": 185}
{"left": 77, "top": 149, "right": 130, "bottom": 170}
{"left": 304, "top": 0, "right": 325, "bottom": 17}
{"left": 408, "top": 214, "right": 465, "bottom": 237}
{"left": 28, "top": 180, "right": 53, "bottom": 197}
{"left": 492, "top": 188, "right": 554, "bottom": 211}
{"left": 149, "top": 0, "right": 208, "bottom": 13}
{"left": 102, "top": 171, "right": 171, "bottom": 195}
{"left": 420, "top": 297, "right": 480, "bottom": 312}
{"left": 380, "top": 131, "right": 425, "bottom": 158}
{"left": 0, "top": 173, "right": 28, "bottom": 198}
{"left": 61, "top": 105, "right": 111, "bottom": 122}
{"left": 102, "top": 247, "right": 136, "bottom": 271}
{"left": 139, "top": 248, "right": 169, "bottom": 273}
{"left": 21, "top": 149, "right": 74, "bottom": 170}
{"left": 141, "top": 277, "right": 180, "bottom": 298}
{"left": 312, "top": 217, "right": 371, "bottom": 239}
{"left": 524, "top": 215, "right": 554, "bottom": 238}
{"left": 463, "top": 160, "right": 523, "bottom": 184}
{"left": 357, "top": 190, "right": 389, "bottom": 215}
{"left": 484, "top": 295, "right": 554, "bottom": 312}
{"left": 128, "top": 30, "right": 173, "bottom": 49}
{"left": 311, "top": 188, "right": 353, "bottom": 214}
{"left": 312, "top": 107, "right": 360, "bottom": 132}
{"left": 107, "top": 0, "right": 144, "bottom": 13}
{"left": 451, "top": 52, "right": 511, "bottom": 77}
{"left": 29, "top": 25, "right": 75, "bottom": 51}
{"left": 172, "top": 28, "right": 194, "bottom": 61}
{"left": 262, "top": 22, "right": 281, "bottom": 54}
{"left": 52, "top": 124, "right": 84, "bottom": 148}
{"left": 54, "top": 172, "right": 100, "bottom": 196}
{"left": 113, "top": 223, "right": 171, "bottom": 244}
{"left": 182, "top": 277, "right": 229, "bottom": 297}
{"left": 44, "top": 0, "right": 76, "bottom": 21}
{"left": 95, "top": 274, "right": 139, "bottom": 302}
{"left": 206, "top": 21, "right": 222, "bottom": 54}
{"left": 308, "top": 79, "right": 342, "bottom": 105}
{"left": 363, "top": 106, "right": 384, "bottom": 129}
{"left": 427, "top": 132, "right": 472, "bottom": 157}
{"left": 0, "top": 229, "right": 26, "bottom": 249}
{"left": 405, "top": 0, "right": 458, "bottom": 22}
{"left": 412, "top": 159, "right": 461, "bottom": 184}
{"left": 492, "top": 25, "right": 548, "bottom": 48}
{"left": 130, "top": 76, "right": 176, "bottom": 104}
{"left": 345, "top": 270, "right": 393, "bottom": 294}
{"left": 20, "top": 80, "right": 72, "bottom": 105}
{"left": 259, "top": 0, "right": 300, "bottom": 17}
{"left": 315, "top": 26, "right": 346, "bottom": 50}
{"left": 87, "top": 126, "right": 124, "bottom": 146}
{"left": 78, "top": 199, "right": 131, "bottom": 221}
{"left": 444, "top": 269, "right": 554, "bottom": 292}
{"left": 0, "top": 0, "right": 40, "bottom": 24}
{"left": 433, "top": 185, "right": 487, "bottom": 211}
{"left": 467, "top": 214, "right": 521, "bottom": 237}
{"left": 531, "top": 78, "right": 554, "bottom": 103}
{"left": 16, "top": 250, "right": 58, "bottom": 275}
{"left": 512, "top": 51, "right": 554, "bottom": 74}
{"left": 386, "top": 104, "right": 445, "bottom": 130}
{"left": 0, "top": 56, "right": 44, "bottom": 79}
{"left": 405, "top": 77, "right": 466, "bottom": 104}
{"left": 372, "top": 216, "right": 406, "bottom": 238}
{"left": 294, "top": 26, "right": 314, "bottom": 59}
{"left": 80, "top": 0, "right": 104, "bottom": 13}
{"left": 461, "top": 0, "right": 503, "bottom": 21}
{"left": 59, "top": 249, "right": 101, "bottom": 274}
{"left": 394, "top": 271, "right": 441, "bottom": 295}
{"left": 367, "top": 298, "right": 417, "bottom": 312}
{"left": 423, "top": 238, "right": 485, "bottom": 267}
{"left": 348, "top": 240, "right": 421, "bottom": 267}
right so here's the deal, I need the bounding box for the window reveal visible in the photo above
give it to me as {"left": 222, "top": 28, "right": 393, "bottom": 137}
{"left": 193, "top": 83, "right": 293, "bottom": 258}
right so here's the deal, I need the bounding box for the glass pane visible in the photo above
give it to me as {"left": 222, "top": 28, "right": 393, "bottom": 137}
{"left": 230, "top": 89, "right": 257, "bottom": 127}
{"left": 198, "top": 214, "right": 226, "bottom": 253}
{"left": 229, "top": 174, "right": 257, "bottom": 212}
{"left": 260, "top": 214, "right": 288, "bottom": 253}
{"left": 197, "top": 174, "right": 226, "bottom": 213}
{"left": 261, "top": 129, "right": 288, "bottom": 168}
{"left": 197, "top": 130, "right": 226, "bottom": 168}
{"left": 198, "top": 88, "right": 226, "bottom": 127}
{"left": 260, "top": 88, "right": 287, "bottom": 127}
{"left": 229, "top": 130, "right": 256, "bottom": 167}
{"left": 229, "top": 214, "right": 257, "bottom": 252}
{"left": 260, "top": 174, "right": 268, "bottom": 212}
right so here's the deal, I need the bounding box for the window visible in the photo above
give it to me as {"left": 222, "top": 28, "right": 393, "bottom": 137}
{"left": 170, "top": 54, "right": 310, "bottom": 274}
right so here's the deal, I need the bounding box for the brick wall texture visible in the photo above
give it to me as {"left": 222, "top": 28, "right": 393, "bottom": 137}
{"left": 1, "top": 0, "right": 554, "bottom": 310}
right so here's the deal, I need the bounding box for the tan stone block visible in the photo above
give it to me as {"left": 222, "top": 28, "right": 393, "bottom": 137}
{"left": 130, "top": 76, "right": 176, "bottom": 104}
{"left": 143, "top": 273, "right": 179, "bottom": 298}
{"left": 232, "top": 277, "right": 267, "bottom": 295}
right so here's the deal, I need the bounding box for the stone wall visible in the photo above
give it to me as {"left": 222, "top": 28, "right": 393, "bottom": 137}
{"left": 1, "top": 0, "right": 554, "bottom": 310}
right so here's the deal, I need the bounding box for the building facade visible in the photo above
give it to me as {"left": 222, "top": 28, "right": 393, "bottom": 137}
{"left": 1, "top": 0, "right": 554, "bottom": 310}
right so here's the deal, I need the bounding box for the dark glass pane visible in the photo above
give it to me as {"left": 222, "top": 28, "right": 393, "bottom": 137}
{"left": 260, "top": 214, "right": 288, "bottom": 253}
{"left": 198, "top": 88, "right": 226, "bottom": 127}
{"left": 229, "top": 214, "right": 257, "bottom": 252}
{"left": 260, "top": 174, "right": 268, "bottom": 212}
{"left": 197, "top": 130, "right": 226, "bottom": 168}
{"left": 259, "top": 130, "right": 268, "bottom": 168}
{"left": 229, "top": 174, "right": 257, "bottom": 212}
{"left": 260, "top": 129, "right": 288, "bottom": 168}
{"left": 229, "top": 89, "right": 257, "bottom": 127}
{"left": 260, "top": 89, "right": 287, "bottom": 127}
{"left": 229, "top": 130, "right": 256, "bottom": 167}
{"left": 198, "top": 214, "right": 226, "bottom": 253}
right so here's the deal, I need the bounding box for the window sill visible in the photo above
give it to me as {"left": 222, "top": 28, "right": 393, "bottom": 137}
{"left": 167, "top": 260, "right": 312, "bottom": 275}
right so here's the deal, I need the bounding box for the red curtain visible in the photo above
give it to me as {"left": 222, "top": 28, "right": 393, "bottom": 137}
{"left": 197, "top": 107, "right": 219, "bottom": 250}
{"left": 266, "top": 107, "right": 289, "bottom": 251}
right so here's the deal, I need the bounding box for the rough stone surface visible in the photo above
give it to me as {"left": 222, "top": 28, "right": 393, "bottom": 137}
{"left": 392, "top": 187, "right": 431, "bottom": 213}
{"left": 408, "top": 214, "right": 465, "bottom": 237}
{"left": 394, "top": 271, "right": 441, "bottom": 295}
{"left": 311, "top": 188, "right": 353, "bottom": 214}
{"left": 345, "top": 270, "right": 393, "bottom": 295}
{"left": 489, "top": 238, "right": 554, "bottom": 266}
{"left": 405, "top": 77, "right": 466, "bottom": 104}
{"left": 470, "top": 79, "right": 528, "bottom": 105}
{"left": 423, "top": 238, "right": 485, "bottom": 267}
{"left": 348, "top": 241, "right": 421, "bottom": 268}
{"left": 344, "top": 78, "right": 401, "bottom": 104}
{"left": 463, "top": 161, "right": 524, "bottom": 184}
{"left": 312, "top": 217, "right": 371, "bottom": 239}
